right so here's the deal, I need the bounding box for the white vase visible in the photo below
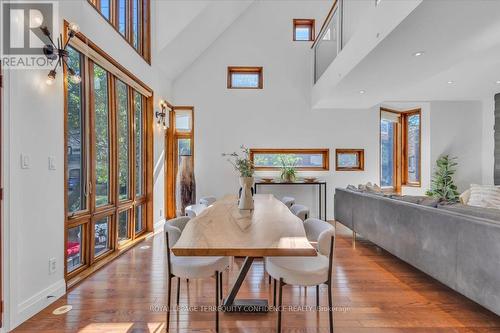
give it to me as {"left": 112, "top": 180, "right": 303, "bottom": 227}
{"left": 239, "top": 176, "right": 254, "bottom": 210}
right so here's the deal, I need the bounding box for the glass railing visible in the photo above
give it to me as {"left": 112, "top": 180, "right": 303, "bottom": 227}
{"left": 313, "top": 0, "right": 341, "bottom": 83}
{"left": 313, "top": 0, "right": 375, "bottom": 83}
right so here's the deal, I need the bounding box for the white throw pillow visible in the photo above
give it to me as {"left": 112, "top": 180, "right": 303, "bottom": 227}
{"left": 468, "top": 184, "right": 500, "bottom": 209}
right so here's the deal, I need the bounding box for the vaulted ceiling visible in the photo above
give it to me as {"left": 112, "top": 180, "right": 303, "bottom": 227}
{"left": 155, "top": 0, "right": 254, "bottom": 81}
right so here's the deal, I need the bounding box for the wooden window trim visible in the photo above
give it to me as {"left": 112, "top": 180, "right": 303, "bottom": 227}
{"left": 249, "top": 148, "right": 330, "bottom": 171}
{"left": 379, "top": 107, "right": 421, "bottom": 192}
{"left": 401, "top": 109, "right": 422, "bottom": 187}
{"left": 64, "top": 27, "right": 154, "bottom": 284}
{"left": 227, "top": 67, "right": 263, "bottom": 89}
{"left": 86, "top": 0, "right": 151, "bottom": 64}
{"left": 165, "top": 106, "right": 195, "bottom": 219}
{"left": 293, "top": 19, "right": 315, "bottom": 41}
{"left": 335, "top": 149, "right": 364, "bottom": 171}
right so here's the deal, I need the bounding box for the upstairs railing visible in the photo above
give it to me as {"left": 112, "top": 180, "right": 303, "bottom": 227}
{"left": 312, "top": 0, "right": 341, "bottom": 83}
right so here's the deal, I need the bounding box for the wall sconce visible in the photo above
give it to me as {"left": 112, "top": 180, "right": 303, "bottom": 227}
{"left": 41, "top": 22, "right": 81, "bottom": 85}
{"left": 156, "top": 100, "right": 168, "bottom": 130}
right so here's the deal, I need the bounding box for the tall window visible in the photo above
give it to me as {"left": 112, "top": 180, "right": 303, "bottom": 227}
{"left": 64, "top": 33, "right": 151, "bottom": 282}
{"left": 87, "top": 0, "right": 150, "bottom": 62}
{"left": 380, "top": 108, "right": 421, "bottom": 191}
{"left": 404, "top": 111, "right": 421, "bottom": 185}
{"left": 166, "top": 106, "right": 194, "bottom": 218}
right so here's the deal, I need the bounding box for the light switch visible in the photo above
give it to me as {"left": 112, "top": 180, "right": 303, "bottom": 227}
{"left": 48, "top": 157, "right": 56, "bottom": 170}
{"left": 20, "top": 154, "right": 30, "bottom": 169}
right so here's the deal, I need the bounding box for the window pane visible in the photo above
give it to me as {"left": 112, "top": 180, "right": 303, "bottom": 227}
{"left": 380, "top": 119, "right": 395, "bottom": 187}
{"left": 338, "top": 153, "right": 358, "bottom": 168}
{"left": 100, "top": 0, "right": 110, "bottom": 19}
{"left": 94, "top": 64, "right": 110, "bottom": 207}
{"left": 134, "top": 92, "right": 143, "bottom": 197}
{"left": 118, "top": 0, "right": 127, "bottom": 36}
{"left": 295, "top": 26, "right": 310, "bottom": 41}
{"left": 175, "top": 111, "right": 192, "bottom": 132}
{"left": 94, "top": 217, "right": 110, "bottom": 257}
{"left": 135, "top": 205, "right": 143, "bottom": 233}
{"left": 67, "top": 225, "right": 83, "bottom": 272}
{"left": 178, "top": 139, "right": 191, "bottom": 164}
{"left": 407, "top": 114, "right": 420, "bottom": 183}
{"left": 118, "top": 210, "right": 130, "bottom": 242}
{"left": 253, "top": 153, "right": 324, "bottom": 168}
{"left": 132, "top": 0, "right": 140, "bottom": 49}
{"left": 117, "top": 80, "right": 129, "bottom": 201}
{"left": 67, "top": 47, "right": 85, "bottom": 213}
{"left": 231, "top": 73, "right": 260, "bottom": 88}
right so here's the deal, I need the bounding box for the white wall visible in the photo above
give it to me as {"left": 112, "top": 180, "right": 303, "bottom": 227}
{"left": 173, "top": 0, "right": 380, "bottom": 220}
{"left": 430, "top": 101, "right": 484, "bottom": 192}
{"left": 2, "top": 0, "right": 172, "bottom": 330}
{"left": 481, "top": 96, "right": 495, "bottom": 185}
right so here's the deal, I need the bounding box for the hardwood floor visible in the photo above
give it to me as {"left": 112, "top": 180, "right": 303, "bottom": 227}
{"left": 13, "top": 224, "right": 500, "bottom": 333}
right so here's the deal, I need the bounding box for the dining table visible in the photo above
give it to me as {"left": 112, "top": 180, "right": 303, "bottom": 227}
{"left": 172, "top": 193, "right": 317, "bottom": 312}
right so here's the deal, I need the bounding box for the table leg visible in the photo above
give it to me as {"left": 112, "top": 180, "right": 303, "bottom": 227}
{"left": 319, "top": 184, "right": 322, "bottom": 220}
{"left": 324, "top": 183, "right": 327, "bottom": 221}
{"left": 223, "top": 257, "right": 269, "bottom": 313}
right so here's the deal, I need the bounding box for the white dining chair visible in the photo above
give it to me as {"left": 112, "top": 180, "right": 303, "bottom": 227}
{"left": 290, "top": 204, "right": 310, "bottom": 221}
{"left": 266, "top": 228, "right": 335, "bottom": 333}
{"left": 280, "top": 196, "right": 295, "bottom": 209}
{"left": 165, "top": 216, "right": 191, "bottom": 233}
{"left": 200, "top": 196, "right": 217, "bottom": 206}
{"left": 184, "top": 203, "right": 207, "bottom": 218}
{"left": 165, "top": 223, "right": 230, "bottom": 333}
{"left": 303, "top": 218, "right": 334, "bottom": 248}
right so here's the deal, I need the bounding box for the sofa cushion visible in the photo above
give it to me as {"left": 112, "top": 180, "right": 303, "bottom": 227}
{"left": 468, "top": 184, "right": 500, "bottom": 209}
{"left": 439, "top": 203, "right": 500, "bottom": 223}
{"left": 391, "top": 195, "right": 440, "bottom": 208}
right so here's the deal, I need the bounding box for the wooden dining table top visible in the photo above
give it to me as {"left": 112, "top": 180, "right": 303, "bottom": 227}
{"left": 172, "top": 194, "right": 317, "bottom": 257}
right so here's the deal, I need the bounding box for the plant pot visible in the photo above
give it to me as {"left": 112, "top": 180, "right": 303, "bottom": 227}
{"left": 281, "top": 173, "right": 296, "bottom": 183}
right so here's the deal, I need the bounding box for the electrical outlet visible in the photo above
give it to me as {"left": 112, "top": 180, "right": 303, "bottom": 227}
{"left": 48, "top": 156, "right": 56, "bottom": 170}
{"left": 49, "top": 258, "right": 56, "bottom": 274}
{"left": 20, "top": 154, "right": 30, "bottom": 169}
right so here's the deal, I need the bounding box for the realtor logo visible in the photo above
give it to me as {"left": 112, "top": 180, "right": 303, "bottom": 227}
{"left": 1, "top": 1, "right": 58, "bottom": 69}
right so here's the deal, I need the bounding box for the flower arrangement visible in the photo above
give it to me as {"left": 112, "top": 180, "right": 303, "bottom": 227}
{"left": 222, "top": 145, "right": 255, "bottom": 177}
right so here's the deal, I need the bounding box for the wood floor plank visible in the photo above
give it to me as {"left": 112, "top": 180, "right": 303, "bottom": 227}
{"left": 12, "top": 224, "right": 500, "bottom": 333}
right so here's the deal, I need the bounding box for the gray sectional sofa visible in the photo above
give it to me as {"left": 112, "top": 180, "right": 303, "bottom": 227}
{"left": 334, "top": 187, "right": 500, "bottom": 316}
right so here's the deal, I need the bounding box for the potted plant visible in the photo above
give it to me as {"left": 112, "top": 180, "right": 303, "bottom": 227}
{"left": 426, "top": 155, "right": 460, "bottom": 203}
{"left": 222, "top": 146, "right": 255, "bottom": 210}
{"left": 280, "top": 156, "right": 297, "bottom": 182}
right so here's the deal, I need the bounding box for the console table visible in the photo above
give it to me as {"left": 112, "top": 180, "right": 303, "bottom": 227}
{"left": 254, "top": 180, "right": 327, "bottom": 220}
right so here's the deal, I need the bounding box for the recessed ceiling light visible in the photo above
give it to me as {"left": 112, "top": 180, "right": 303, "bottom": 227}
{"left": 496, "top": 80, "right": 500, "bottom": 84}
{"left": 413, "top": 51, "right": 425, "bottom": 57}
{"left": 447, "top": 81, "right": 454, "bottom": 84}
{"left": 359, "top": 90, "right": 366, "bottom": 94}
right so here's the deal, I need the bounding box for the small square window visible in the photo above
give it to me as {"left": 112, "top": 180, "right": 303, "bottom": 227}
{"left": 227, "top": 67, "right": 263, "bottom": 89}
{"left": 293, "top": 19, "right": 315, "bottom": 41}
{"left": 336, "top": 149, "right": 365, "bottom": 171}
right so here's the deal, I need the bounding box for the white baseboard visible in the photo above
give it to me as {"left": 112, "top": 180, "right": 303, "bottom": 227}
{"left": 15, "top": 279, "right": 66, "bottom": 328}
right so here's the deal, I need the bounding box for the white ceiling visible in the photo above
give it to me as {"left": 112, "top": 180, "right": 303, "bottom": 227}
{"left": 155, "top": 0, "right": 254, "bottom": 81}
{"left": 312, "top": 0, "right": 500, "bottom": 109}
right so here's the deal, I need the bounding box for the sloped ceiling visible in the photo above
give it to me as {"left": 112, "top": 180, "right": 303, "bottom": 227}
{"left": 312, "top": 0, "right": 500, "bottom": 109}
{"left": 156, "top": 0, "right": 254, "bottom": 81}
